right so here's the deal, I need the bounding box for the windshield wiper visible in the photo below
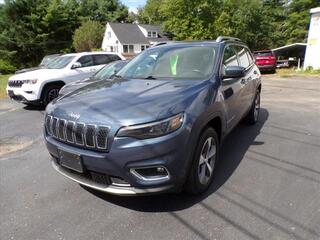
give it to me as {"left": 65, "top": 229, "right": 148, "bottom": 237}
{"left": 144, "top": 75, "right": 157, "bottom": 80}
{"left": 113, "top": 74, "right": 123, "bottom": 79}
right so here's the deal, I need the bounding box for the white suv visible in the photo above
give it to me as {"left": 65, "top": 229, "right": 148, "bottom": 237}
{"left": 7, "top": 52, "right": 124, "bottom": 106}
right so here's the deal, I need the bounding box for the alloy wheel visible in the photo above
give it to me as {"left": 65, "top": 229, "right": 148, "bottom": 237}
{"left": 48, "top": 88, "right": 60, "bottom": 102}
{"left": 198, "top": 137, "right": 216, "bottom": 185}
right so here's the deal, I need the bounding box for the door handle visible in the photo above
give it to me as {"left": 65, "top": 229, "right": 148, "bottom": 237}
{"left": 90, "top": 68, "right": 96, "bottom": 72}
{"left": 241, "top": 79, "right": 246, "bottom": 84}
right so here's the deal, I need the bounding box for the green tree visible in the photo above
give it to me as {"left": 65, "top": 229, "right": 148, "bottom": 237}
{"left": 77, "top": 0, "right": 128, "bottom": 23}
{"left": 73, "top": 20, "right": 104, "bottom": 52}
{"left": 137, "top": 0, "right": 165, "bottom": 24}
{"left": 283, "top": 0, "right": 319, "bottom": 44}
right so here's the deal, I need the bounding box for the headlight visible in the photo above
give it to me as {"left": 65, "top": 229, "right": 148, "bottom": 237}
{"left": 117, "top": 113, "right": 184, "bottom": 139}
{"left": 22, "top": 79, "right": 38, "bottom": 84}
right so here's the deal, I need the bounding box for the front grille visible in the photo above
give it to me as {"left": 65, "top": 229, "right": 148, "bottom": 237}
{"left": 46, "top": 115, "right": 109, "bottom": 151}
{"left": 8, "top": 80, "right": 23, "bottom": 88}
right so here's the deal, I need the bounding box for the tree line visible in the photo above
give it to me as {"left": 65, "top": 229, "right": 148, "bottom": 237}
{"left": 0, "top": 0, "right": 319, "bottom": 73}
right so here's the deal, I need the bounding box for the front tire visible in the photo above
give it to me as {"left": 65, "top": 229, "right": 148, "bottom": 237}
{"left": 185, "top": 128, "right": 219, "bottom": 195}
{"left": 41, "top": 84, "right": 62, "bottom": 106}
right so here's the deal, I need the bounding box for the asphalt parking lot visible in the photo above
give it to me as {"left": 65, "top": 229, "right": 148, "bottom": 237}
{"left": 0, "top": 75, "right": 319, "bottom": 240}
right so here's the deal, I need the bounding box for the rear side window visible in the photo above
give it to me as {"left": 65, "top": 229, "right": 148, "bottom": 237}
{"left": 246, "top": 50, "right": 254, "bottom": 65}
{"left": 223, "top": 46, "right": 238, "bottom": 67}
{"left": 77, "top": 55, "right": 94, "bottom": 67}
{"left": 235, "top": 46, "right": 251, "bottom": 68}
{"left": 254, "top": 51, "right": 273, "bottom": 57}
{"left": 93, "top": 54, "right": 121, "bottom": 65}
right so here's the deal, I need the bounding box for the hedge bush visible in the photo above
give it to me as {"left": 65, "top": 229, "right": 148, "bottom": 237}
{"left": 0, "top": 60, "right": 16, "bottom": 74}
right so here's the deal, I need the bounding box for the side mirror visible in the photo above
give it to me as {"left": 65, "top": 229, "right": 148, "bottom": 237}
{"left": 71, "top": 62, "right": 82, "bottom": 69}
{"left": 223, "top": 66, "right": 246, "bottom": 79}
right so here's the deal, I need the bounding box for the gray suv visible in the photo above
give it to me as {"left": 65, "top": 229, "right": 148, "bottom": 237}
{"left": 44, "top": 36, "right": 261, "bottom": 195}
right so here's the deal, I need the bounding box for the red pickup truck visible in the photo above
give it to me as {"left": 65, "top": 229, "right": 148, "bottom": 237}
{"left": 253, "top": 50, "right": 276, "bottom": 73}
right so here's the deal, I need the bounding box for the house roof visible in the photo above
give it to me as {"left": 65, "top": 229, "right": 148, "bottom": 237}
{"left": 108, "top": 23, "right": 169, "bottom": 45}
{"left": 109, "top": 23, "right": 149, "bottom": 44}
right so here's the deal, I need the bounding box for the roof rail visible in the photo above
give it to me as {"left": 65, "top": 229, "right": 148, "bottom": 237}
{"left": 216, "top": 36, "right": 241, "bottom": 42}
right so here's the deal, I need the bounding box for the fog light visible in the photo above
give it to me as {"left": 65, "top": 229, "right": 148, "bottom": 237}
{"left": 130, "top": 166, "right": 169, "bottom": 181}
{"left": 110, "top": 176, "right": 130, "bottom": 187}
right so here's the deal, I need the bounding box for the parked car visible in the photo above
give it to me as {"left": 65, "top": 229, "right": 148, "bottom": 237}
{"left": 58, "top": 60, "right": 128, "bottom": 96}
{"left": 44, "top": 37, "right": 261, "bottom": 195}
{"left": 253, "top": 50, "right": 276, "bottom": 73}
{"left": 7, "top": 52, "right": 124, "bottom": 106}
{"left": 15, "top": 54, "right": 61, "bottom": 74}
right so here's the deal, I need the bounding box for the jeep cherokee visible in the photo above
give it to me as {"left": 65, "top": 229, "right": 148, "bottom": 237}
{"left": 44, "top": 36, "right": 261, "bottom": 195}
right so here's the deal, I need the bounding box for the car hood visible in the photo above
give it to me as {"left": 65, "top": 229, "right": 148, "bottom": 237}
{"left": 46, "top": 78, "right": 209, "bottom": 127}
{"left": 9, "top": 68, "right": 64, "bottom": 81}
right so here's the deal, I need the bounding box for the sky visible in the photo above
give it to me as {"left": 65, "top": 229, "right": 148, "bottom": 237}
{"left": 121, "top": 0, "right": 146, "bottom": 13}
{"left": 0, "top": 0, "right": 147, "bottom": 13}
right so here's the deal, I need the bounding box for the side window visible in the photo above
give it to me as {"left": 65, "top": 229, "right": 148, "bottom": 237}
{"left": 109, "top": 54, "right": 121, "bottom": 61}
{"left": 235, "top": 46, "right": 251, "bottom": 68}
{"left": 223, "top": 45, "right": 238, "bottom": 68}
{"left": 93, "top": 54, "right": 121, "bottom": 65}
{"left": 77, "top": 55, "right": 94, "bottom": 67}
{"left": 93, "top": 55, "right": 110, "bottom": 65}
{"left": 246, "top": 49, "right": 254, "bottom": 65}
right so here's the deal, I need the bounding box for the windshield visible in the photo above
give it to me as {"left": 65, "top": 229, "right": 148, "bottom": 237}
{"left": 254, "top": 52, "right": 273, "bottom": 57}
{"left": 46, "top": 56, "right": 75, "bottom": 69}
{"left": 93, "top": 61, "right": 127, "bottom": 80}
{"left": 117, "top": 45, "right": 217, "bottom": 80}
{"left": 40, "top": 55, "right": 59, "bottom": 66}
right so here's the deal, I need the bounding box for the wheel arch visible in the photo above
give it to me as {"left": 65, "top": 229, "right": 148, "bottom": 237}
{"left": 39, "top": 80, "right": 65, "bottom": 102}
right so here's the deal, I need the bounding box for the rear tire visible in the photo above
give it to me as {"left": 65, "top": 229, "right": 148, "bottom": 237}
{"left": 185, "top": 128, "right": 219, "bottom": 195}
{"left": 41, "top": 84, "right": 63, "bottom": 106}
{"left": 245, "top": 89, "right": 260, "bottom": 125}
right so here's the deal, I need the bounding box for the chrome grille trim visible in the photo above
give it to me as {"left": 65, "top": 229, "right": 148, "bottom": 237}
{"left": 84, "top": 124, "right": 96, "bottom": 148}
{"left": 66, "top": 121, "right": 75, "bottom": 143}
{"left": 96, "top": 126, "right": 109, "bottom": 150}
{"left": 58, "top": 119, "right": 67, "bottom": 141}
{"left": 45, "top": 115, "right": 53, "bottom": 135}
{"left": 45, "top": 115, "right": 109, "bottom": 151}
{"left": 75, "top": 123, "right": 85, "bottom": 146}
{"left": 52, "top": 117, "right": 59, "bottom": 138}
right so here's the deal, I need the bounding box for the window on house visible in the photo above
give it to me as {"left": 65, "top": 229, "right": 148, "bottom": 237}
{"left": 141, "top": 45, "right": 145, "bottom": 51}
{"left": 152, "top": 32, "right": 157, "bottom": 38}
{"left": 148, "top": 31, "right": 152, "bottom": 37}
{"left": 107, "top": 31, "right": 111, "bottom": 39}
{"left": 123, "top": 45, "right": 134, "bottom": 53}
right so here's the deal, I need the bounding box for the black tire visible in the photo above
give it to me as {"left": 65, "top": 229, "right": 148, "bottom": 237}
{"left": 185, "top": 127, "right": 219, "bottom": 195}
{"left": 245, "top": 89, "right": 260, "bottom": 125}
{"left": 41, "top": 84, "right": 63, "bottom": 106}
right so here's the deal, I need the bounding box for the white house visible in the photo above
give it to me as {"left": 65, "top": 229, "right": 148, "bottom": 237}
{"left": 101, "top": 22, "right": 169, "bottom": 56}
{"left": 304, "top": 7, "right": 320, "bottom": 70}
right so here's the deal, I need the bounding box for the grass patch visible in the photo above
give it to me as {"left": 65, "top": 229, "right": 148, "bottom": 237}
{"left": 277, "top": 68, "right": 320, "bottom": 77}
{"left": 0, "top": 74, "right": 12, "bottom": 99}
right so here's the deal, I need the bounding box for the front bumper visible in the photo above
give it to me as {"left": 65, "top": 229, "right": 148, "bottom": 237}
{"left": 51, "top": 159, "right": 173, "bottom": 195}
{"left": 45, "top": 124, "right": 192, "bottom": 195}
{"left": 6, "top": 86, "right": 40, "bottom": 104}
{"left": 257, "top": 65, "right": 276, "bottom": 71}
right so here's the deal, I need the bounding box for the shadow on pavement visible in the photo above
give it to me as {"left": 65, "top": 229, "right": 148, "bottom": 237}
{"left": 84, "top": 108, "right": 269, "bottom": 212}
{"left": 23, "top": 104, "right": 45, "bottom": 111}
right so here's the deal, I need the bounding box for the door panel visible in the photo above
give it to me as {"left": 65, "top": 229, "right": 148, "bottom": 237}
{"left": 234, "top": 46, "right": 254, "bottom": 116}
{"left": 221, "top": 45, "right": 244, "bottom": 130}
